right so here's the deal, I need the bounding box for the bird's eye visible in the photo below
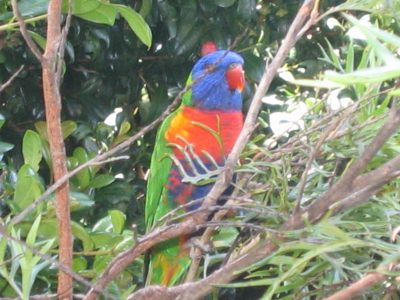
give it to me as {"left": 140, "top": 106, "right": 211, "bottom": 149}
{"left": 229, "top": 63, "right": 240, "bottom": 69}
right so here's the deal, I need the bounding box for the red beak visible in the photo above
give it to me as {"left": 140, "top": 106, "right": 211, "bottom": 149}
{"left": 226, "top": 64, "right": 245, "bottom": 92}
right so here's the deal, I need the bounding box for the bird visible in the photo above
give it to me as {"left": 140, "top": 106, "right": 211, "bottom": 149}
{"left": 145, "top": 49, "right": 245, "bottom": 286}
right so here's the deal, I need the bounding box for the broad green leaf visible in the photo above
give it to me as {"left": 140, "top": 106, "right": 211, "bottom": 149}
{"left": 91, "top": 232, "right": 124, "bottom": 250}
{"left": 109, "top": 210, "right": 126, "bottom": 234}
{"left": 0, "top": 0, "right": 48, "bottom": 22}
{"left": 70, "top": 191, "right": 95, "bottom": 210}
{"left": 113, "top": 4, "right": 152, "bottom": 48}
{"left": 22, "top": 130, "right": 42, "bottom": 172}
{"left": 92, "top": 215, "right": 113, "bottom": 233}
{"left": 13, "top": 165, "right": 44, "bottom": 211}
{"left": 63, "top": 0, "right": 100, "bottom": 15}
{"left": 115, "top": 232, "right": 135, "bottom": 251}
{"left": 62, "top": 120, "right": 78, "bottom": 139}
{"left": 73, "top": 256, "right": 88, "bottom": 272}
{"left": 75, "top": 3, "right": 117, "bottom": 26}
{"left": 89, "top": 174, "right": 115, "bottom": 189}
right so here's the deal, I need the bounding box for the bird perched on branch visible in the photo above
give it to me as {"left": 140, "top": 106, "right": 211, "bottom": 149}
{"left": 145, "top": 48, "right": 245, "bottom": 286}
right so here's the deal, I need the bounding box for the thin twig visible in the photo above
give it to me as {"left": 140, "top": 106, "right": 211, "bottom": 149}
{"left": 0, "top": 65, "right": 24, "bottom": 93}
{"left": 293, "top": 111, "right": 346, "bottom": 213}
{"left": 195, "top": 221, "right": 277, "bottom": 233}
{"left": 10, "top": 0, "right": 43, "bottom": 61}
{"left": 56, "top": 0, "right": 72, "bottom": 85}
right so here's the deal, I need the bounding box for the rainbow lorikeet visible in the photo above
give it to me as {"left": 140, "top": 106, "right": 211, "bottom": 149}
{"left": 145, "top": 50, "right": 245, "bottom": 286}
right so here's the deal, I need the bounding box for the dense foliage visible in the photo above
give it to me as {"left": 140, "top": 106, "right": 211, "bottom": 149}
{"left": 1, "top": 0, "right": 400, "bottom": 299}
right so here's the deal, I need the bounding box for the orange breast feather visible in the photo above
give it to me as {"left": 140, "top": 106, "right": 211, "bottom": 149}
{"left": 165, "top": 106, "right": 243, "bottom": 160}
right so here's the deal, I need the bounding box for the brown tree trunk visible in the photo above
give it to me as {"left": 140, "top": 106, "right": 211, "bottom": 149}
{"left": 42, "top": 0, "right": 73, "bottom": 298}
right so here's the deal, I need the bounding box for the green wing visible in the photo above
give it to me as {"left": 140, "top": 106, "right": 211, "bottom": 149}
{"left": 145, "top": 77, "right": 194, "bottom": 286}
{"left": 145, "top": 76, "right": 194, "bottom": 232}
{"left": 145, "top": 111, "right": 175, "bottom": 232}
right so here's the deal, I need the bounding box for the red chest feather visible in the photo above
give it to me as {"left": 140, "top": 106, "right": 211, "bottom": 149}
{"left": 165, "top": 106, "right": 243, "bottom": 160}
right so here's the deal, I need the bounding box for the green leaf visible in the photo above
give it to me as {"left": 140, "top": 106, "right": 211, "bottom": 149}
{"left": 0, "top": 113, "right": 5, "bottom": 129}
{"left": 0, "top": 0, "right": 48, "bottom": 22}
{"left": 92, "top": 215, "right": 113, "bottom": 233}
{"left": 26, "top": 215, "right": 42, "bottom": 246}
{"left": 72, "top": 147, "right": 91, "bottom": 190}
{"left": 118, "top": 121, "right": 131, "bottom": 137}
{"left": 345, "top": 40, "right": 354, "bottom": 73}
{"left": 89, "top": 174, "right": 115, "bottom": 189}
{"left": 22, "top": 130, "right": 42, "bottom": 172}
{"left": 34, "top": 121, "right": 48, "bottom": 141}
{"left": 261, "top": 239, "right": 364, "bottom": 299}
{"left": 73, "top": 256, "right": 88, "bottom": 272}
{"left": 389, "top": 89, "right": 400, "bottom": 96}
{"left": 345, "top": 14, "right": 400, "bottom": 49}
{"left": 113, "top": 4, "right": 152, "bottom": 48}
{"left": 63, "top": 0, "right": 101, "bottom": 15}
{"left": 109, "top": 210, "right": 126, "bottom": 234}
{"left": 0, "top": 141, "right": 14, "bottom": 154}
{"left": 139, "top": 0, "right": 152, "bottom": 17}
{"left": 75, "top": 3, "right": 117, "bottom": 26}
{"left": 325, "top": 65, "right": 400, "bottom": 85}
{"left": 346, "top": 17, "right": 397, "bottom": 66}
{"left": 62, "top": 120, "right": 78, "bottom": 139}
{"left": 28, "top": 30, "right": 46, "bottom": 50}
{"left": 70, "top": 191, "right": 95, "bottom": 210}
{"left": 212, "top": 227, "right": 239, "bottom": 248}
{"left": 13, "top": 165, "right": 44, "bottom": 211}
{"left": 72, "top": 221, "right": 94, "bottom": 251}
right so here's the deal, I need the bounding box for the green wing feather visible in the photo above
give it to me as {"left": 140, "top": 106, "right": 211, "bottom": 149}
{"left": 145, "top": 75, "right": 193, "bottom": 232}
{"left": 145, "top": 111, "right": 175, "bottom": 232}
{"left": 145, "top": 77, "right": 194, "bottom": 286}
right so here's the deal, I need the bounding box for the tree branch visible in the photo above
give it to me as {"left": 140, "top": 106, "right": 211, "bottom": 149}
{"left": 10, "top": 0, "right": 43, "bottom": 62}
{"left": 0, "top": 65, "right": 24, "bottom": 93}
{"left": 41, "top": 0, "right": 72, "bottom": 298}
{"left": 325, "top": 272, "right": 387, "bottom": 300}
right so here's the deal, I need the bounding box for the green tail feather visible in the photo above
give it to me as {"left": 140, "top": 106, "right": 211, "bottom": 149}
{"left": 146, "top": 237, "right": 191, "bottom": 286}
